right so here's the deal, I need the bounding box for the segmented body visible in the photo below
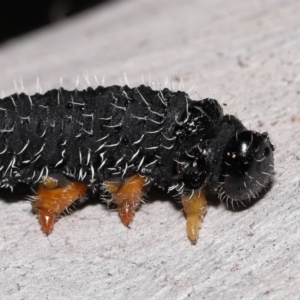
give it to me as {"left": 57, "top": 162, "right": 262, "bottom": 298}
{"left": 0, "top": 85, "right": 241, "bottom": 192}
{"left": 0, "top": 84, "right": 274, "bottom": 241}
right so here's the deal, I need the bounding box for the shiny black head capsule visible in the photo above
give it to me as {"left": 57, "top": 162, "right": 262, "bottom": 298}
{"left": 220, "top": 130, "right": 274, "bottom": 203}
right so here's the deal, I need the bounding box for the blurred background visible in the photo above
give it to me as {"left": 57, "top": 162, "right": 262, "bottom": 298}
{"left": 0, "top": 0, "right": 112, "bottom": 43}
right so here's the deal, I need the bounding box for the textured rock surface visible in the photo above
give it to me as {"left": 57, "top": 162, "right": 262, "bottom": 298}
{"left": 0, "top": 0, "right": 299, "bottom": 299}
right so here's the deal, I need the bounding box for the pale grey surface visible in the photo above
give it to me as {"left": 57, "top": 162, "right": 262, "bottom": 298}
{"left": 0, "top": 0, "right": 299, "bottom": 299}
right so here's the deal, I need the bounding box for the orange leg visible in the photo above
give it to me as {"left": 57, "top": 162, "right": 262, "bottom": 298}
{"left": 31, "top": 176, "right": 87, "bottom": 235}
{"left": 104, "top": 174, "right": 145, "bottom": 226}
{"left": 182, "top": 189, "right": 207, "bottom": 245}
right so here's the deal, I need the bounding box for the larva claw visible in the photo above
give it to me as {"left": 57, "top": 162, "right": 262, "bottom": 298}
{"left": 182, "top": 189, "right": 207, "bottom": 244}
{"left": 32, "top": 176, "right": 87, "bottom": 234}
{"left": 104, "top": 174, "right": 145, "bottom": 226}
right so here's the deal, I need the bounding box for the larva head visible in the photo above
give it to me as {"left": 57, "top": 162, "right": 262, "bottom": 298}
{"left": 219, "top": 130, "right": 274, "bottom": 204}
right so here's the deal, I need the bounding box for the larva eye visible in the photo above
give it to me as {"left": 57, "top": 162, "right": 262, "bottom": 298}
{"left": 220, "top": 131, "right": 274, "bottom": 202}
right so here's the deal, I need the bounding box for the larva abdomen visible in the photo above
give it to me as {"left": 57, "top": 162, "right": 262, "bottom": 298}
{"left": 1, "top": 85, "right": 188, "bottom": 188}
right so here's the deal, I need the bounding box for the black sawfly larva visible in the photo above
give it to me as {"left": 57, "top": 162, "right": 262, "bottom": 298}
{"left": 0, "top": 84, "right": 274, "bottom": 244}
